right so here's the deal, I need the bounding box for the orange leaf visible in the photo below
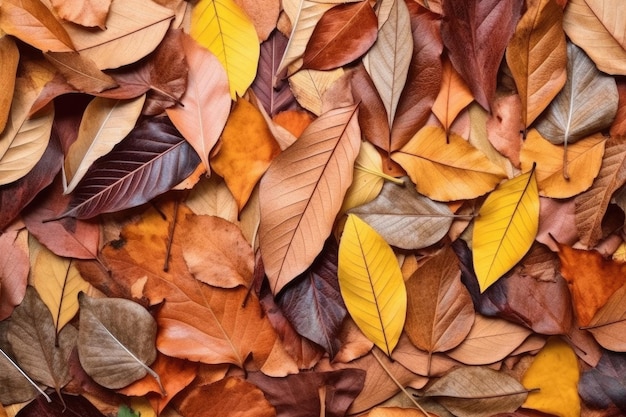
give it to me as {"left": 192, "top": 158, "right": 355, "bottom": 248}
{"left": 432, "top": 57, "right": 474, "bottom": 134}
{"left": 211, "top": 97, "right": 281, "bottom": 210}
{"left": 50, "top": 0, "right": 111, "bottom": 29}
{"left": 272, "top": 110, "right": 314, "bottom": 138}
{"left": 554, "top": 240, "right": 626, "bottom": 326}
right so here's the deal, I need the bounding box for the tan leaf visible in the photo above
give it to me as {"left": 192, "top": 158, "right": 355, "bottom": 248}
{"left": 289, "top": 68, "right": 344, "bottom": 116}
{"left": 44, "top": 52, "right": 117, "bottom": 94}
{"left": 50, "top": 0, "right": 111, "bottom": 29}
{"left": 391, "top": 335, "right": 459, "bottom": 378}
{"left": 585, "top": 284, "right": 626, "bottom": 352}
{"left": 519, "top": 130, "right": 605, "bottom": 198}
{"left": 234, "top": 0, "right": 279, "bottom": 42}
{"left": 391, "top": 126, "right": 507, "bottom": 201}
{"left": 0, "top": 36, "right": 19, "bottom": 134}
{"left": 259, "top": 104, "right": 360, "bottom": 294}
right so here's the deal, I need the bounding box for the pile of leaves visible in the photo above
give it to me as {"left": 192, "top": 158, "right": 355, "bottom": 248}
{"left": 1, "top": 0, "right": 626, "bottom": 416}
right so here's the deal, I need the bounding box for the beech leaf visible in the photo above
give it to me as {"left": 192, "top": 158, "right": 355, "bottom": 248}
{"left": 472, "top": 167, "right": 539, "bottom": 292}
{"left": 259, "top": 104, "right": 360, "bottom": 294}
{"left": 423, "top": 366, "right": 528, "bottom": 417}
{"left": 585, "top": 283, "right": 626, "bottom": 351}
{"left": 338, "top": 214, "right": 407, "bottom": 356}
{"left": 349, "top": 179, "right": 455, "bottom": 250}
{"left": 77, "top": 292, "right": 159, "bottom": 390}
{"left": 60, "top": 116, "right": 201, "bottom": 219}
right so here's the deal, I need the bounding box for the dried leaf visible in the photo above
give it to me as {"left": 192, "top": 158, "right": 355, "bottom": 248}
{"left": 166, "top": 33, "right": 230, "bottom": 173}
{"left": 391, "top": 334, "right": 459, "bottom": 378}
{"left": 234, "top": 0, "right": 279, "bottom": 42}
{"left": 338, "top": 214, "right": 407, "bottom": 356}
{"left": 349, "top": 180, "right": 454, "bottom": 250}
{"left": 391, "top": 126, "right": 507, "bottom": 202}
{"left": 441, "top": 0, "right": 523, "bottom": 110}
{"left": 15, "top": 393, "right": 107, "bottom": 417}
{"left": 50, "top": 0, "right": 111, "bottom": 29}
{"left": 289, "top": 67, "right": 344, "bottom": 116}
{"left": 536, "top": 197, "right": 578, "bottom": 250}
{"left": 432, "top": 57, "right": 474, "bottom": 134}
{"left": 191, "top": 0, "right": 260, "bottom": 98}
{"left": 473, "top": 167, "right": 539, "bottom": 292}
{"left": 585, "top": 283, "right": 626, "bottom": 351}
{"left": 522, "top": 337, "right": 580, "bottom": 417}
{"left": 0, "top": 230, "right": 28, "bottom": 320}
{"left": 44, "top": 52, "right": 118, "bottom": 94}
{"left": 579, "top": 350, "right": 626, "bottom": 414}
{"left": 259, "top": 104, "right": 360, "bottom": 294}
{"left": 78, "top": 293, "right": 158, "bottom": 390}
{"left": 506, "top": 0, "right": 567, "bottom": 127}
{"left": 60, "top": 116, "right": 201, "bottom": 219}
{"left": 0, "top": 36, "right": 19, "bottom": 134}
{"left": 610, "top": 81, "right": 626, "bottom": 136}
{"left": 0, "top": 338, "right": 40, "bottom": 406}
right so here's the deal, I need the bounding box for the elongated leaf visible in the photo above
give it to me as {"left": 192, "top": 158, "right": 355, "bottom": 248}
{"left": 44, "top": 52, "right": 118, "bottom": 94}
{"left": 166, "top": 33, "right": 230, "bottom": 173}
{"left": 349, "top": 180, "right": 454, "bottom": 250}
{"left": 0, "top": 36, "right": 19, "bottom": 134}
{"left": 472, "top": 167, "right": 539, "bottom": 292}
{"left": 7, "top": 287, "right": 77, "bottom": 395}
{"left": 585, "top": 284, "right": 626, "bottom": 351}
{"left": 191, "top": 0, "right": 260, "bottom": 98}
{"left": 259, "top": 104, "right": 360, "bottom": 294}
{"left": 60, "top": 116, "right": 201, "bottom": 219}
{"left": 391, "top": 126, "right": 507, "bottom": 202}
{"left": 535, "top": 42, "right": 618, "bottom": 147}
{"left": 424, "top": 366, "right": 528, "bottom": 417}
{"left": 442, "top": 0, "right": 523, "bottom": 110}
{"left": 563, "top": 0, "right": 626, "bottom": 75}
{"left": 506, "top": 0, "right": 567, "bottom": 127}
{"left": 78, "top": 293, "right": 158, "bottom": 389}
{"left": 363, "top": 0, "right": 412, "bottom": 134}
{"left": 432, "top": 57, "right": 474, "bottom": 134}
{"left": 64, "top": 95, "right": 146, "bottom": 194}
{"left": 302, "top": 1, "right": 377, "bottom": 71}
{"left": 338, "top": 214, "right": 407, "bottom": 356}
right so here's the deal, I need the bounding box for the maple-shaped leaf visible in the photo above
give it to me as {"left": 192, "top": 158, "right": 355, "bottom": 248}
{"left": 277, "top": 238, "right": 346, "bottom": 358}
{"left": 441, "top": 0, "right": 523, "bottom": 110}
{"left": 60, "top": 116, "right": 200, "bottom": 219}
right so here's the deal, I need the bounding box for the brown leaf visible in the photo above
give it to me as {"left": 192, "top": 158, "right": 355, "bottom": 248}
{"left": 536, "top": 197, "right": 578, "bottom": 251}
{"left": 44, "top": 52, "right": 117, "bottom": 94}
{"left": 0, "top": 230, "right": 28, "bottom": 320}
{"left": 441, "top": 0, "right": 523, "bottom": 110}
{"left": 50, "top": 0, "right": 111, "bottom": 29}
{"left": 404, "top": 247, "right": 475, "bottom": 368}
{"left": 555, "top": 241, "right": 626, "bottom": 326}
{"left": 180, "top": 214, "right": 254, "bottom": 289}
{"left": 0, "top": 36, "right": 19, "bottom": 134}
{"left": 485, "top": 93, "right": 523, "bottom": 167}
{"left": 302, "top": 1, "right": 377, "bottom": 71}
{"left": 610, "top": 81, "right": 626, "bottom": 136}
{"left": 391, "top": 334, "right": 460, "bottom": 378}
{"left": 259, "top": 104, "right": 360, "bottom": 294}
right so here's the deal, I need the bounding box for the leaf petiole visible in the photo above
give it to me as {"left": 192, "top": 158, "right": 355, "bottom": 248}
{"left": 0, "top": 348, "right": 51, "bottom": 402}
{"left": 354, "top": 162, "right": 404, "bottom": 185}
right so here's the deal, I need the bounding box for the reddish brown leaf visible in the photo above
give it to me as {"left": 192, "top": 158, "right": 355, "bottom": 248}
{"left": 486, "top": 93, "right": 524, "bottom": 167}
{"left": 44, "top": 52, "right": 118, "bottom": 94}
{"left": 441, "top": 0, "right": 523, "bottom": 110}
{"left": 610, "top": 80, "right": 626, "bottom": 136}
{"left": 0, "top": 230, "right": 28, "bottom": 320}
{"left": 16, "top": 393, "right": 106, "bottom": 417}
{"left": 50, "top": 0, "right": 111, "bottom": 29}
{"left": 302, "top": 1, "right": 377, "bottom": 71}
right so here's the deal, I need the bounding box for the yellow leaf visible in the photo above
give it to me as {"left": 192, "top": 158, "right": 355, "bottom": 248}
{"left": 29, "top": 236, "right": 92, "bottom": 332}
{"left": 338, "top": 214, "right": 407, "bottom": 356}
{"left": 472, "top": 167, "right": 539, "bottom": 292}
{"left": 391, "top": 126, "right": 507, "bottom": 201}
{"left": 191, "top": 0, "right": 260, "bottom": 99}
{"left": 522, "top": 337, "right": 580, "bottom": 417}
{"left": 211, "top": 97, "right": 281, "bottom": 210}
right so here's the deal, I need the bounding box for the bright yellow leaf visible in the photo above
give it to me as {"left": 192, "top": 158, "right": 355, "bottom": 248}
{"left": 191, "top": 0, "right": 260, "bottom": 99}
{"left": 338, "top": 214, "right": 407, "bottom": 356}
{"left": 472, "top": 167, "right": 539, "bottom": 292}
{"left": 522, "top": 337, "right": 580, "bottom": 417}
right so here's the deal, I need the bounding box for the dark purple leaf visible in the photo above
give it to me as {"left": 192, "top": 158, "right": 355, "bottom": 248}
{"left": 60, "top": 116, "right": 200, "bottom": 219}
{"left": 579, "top": 350, "right": 626, "bottom": 413}
{"left": 16, "top": 392, "right": 106, "bottom": 417}
{"left": 277, "top": 238, "right": 347, "bottom": 358}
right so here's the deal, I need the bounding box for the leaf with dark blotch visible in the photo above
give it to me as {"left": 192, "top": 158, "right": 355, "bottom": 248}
{"left": 15, "top": 392, "right": 107, "bottom": 417}
{"left": 391, "top": 2, "right": 443, "bottom": 149}
{"left": 302, "top": 1, "right": 378, "bottom": 71}
{"left": 248, "top": 369, "right": 366, "bottom": 417}
{"left": 348, "top": 179, "right": 454, "bottom": 250}
{"left": 579, "top": 350, "right": 626, "bottom": 413}
{"left": 7, "top": 287, "right": 77, "bottom": 397}
{"left": 441, "top": 0, "right": 523, "bottom": 110}
{"left": 277, "top": 238, "right": 346, "bottom": 358}
{"left": 252, "top": 29, "right": 298, "bottom": 117}
{"left": 60, "top": 116, "right": 200, "bottom": 219}
{"left": 77, "top": 292, "right": 158, "bottom": 390}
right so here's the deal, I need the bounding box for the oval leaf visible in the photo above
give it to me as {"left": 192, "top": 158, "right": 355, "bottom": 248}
{"left": 338, "top": 214, "right": 407, "bottom": 356}
{"left": 77, "top": 293, "right": 158, "bottom": 389}
{"left": 472, "top": 167, "right": 539, "bottom": 292}
{"left": 259, "top": 104, "right": 360, "bottom": 294}
{"left": 586, "top": 283, "right": 626, "bottom": 352}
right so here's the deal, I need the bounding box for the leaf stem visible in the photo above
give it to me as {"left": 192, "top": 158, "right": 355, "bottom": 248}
{"left": 0, "top": 348, "right": 51, "bottom": 402}
{"left": 355, "top": 162, "right": 404, "bottom": 185}
{"left": 163, "top": 200, "right": 180, "bottom": 272}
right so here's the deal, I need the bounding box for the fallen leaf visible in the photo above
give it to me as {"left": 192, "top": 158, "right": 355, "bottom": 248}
{"left": 364, "top": 408, "right": 434, "bottom": 417}
{"left": 259, "top": 104, "right": 360, "bottom": 294}
{"left": 289, "top": 67, "right": 344, "bottom": 116}
{"left": 166, "top": 33, "right": 230, "bottom": 173}
{"left": 405, "top": 246, "right": 474, "bottom": 371}
{"left": 0, "top": 35, "right": 19, "bottom": 133}
{"left": 77, "top": 292, "right": 158, "bottom": 390}
{"left": 211, "top": 97, "right": 281, "bottom": 210}
{"left": 50, "top": 0, "right": 111, "bottom": 29}
{"left": 485, "top": 93, "right": 524, "bottom": 167}
{"left": 338, "top": 214, "right": 407, "bottom": 356}
{"left": 610, "top": 81, "right": 626, "bottom": 136}
{"left": 44, "top": 52, "right": 118, "bottom": 94}
{"left": 563, "top": 0, "right": 626, "bottom": 75}
{"left": 0, "top": 332, "right": 40, "bottom": 406}
{"left": 349, "top": 180, "right": 455, "bottom": 250}
{"left": 234, "top": 0, "right": 279, "bottom": 42}
{"left": 191, "top": 0, "right": 260, "bottom": 98}
{"left": 536, "top": 197, "right": 578, "bottom": 250}
{"left": 522, "top": 337, "right": 580, "bottom": 417}
{"left": 441, "top": 0, "right": 523, "bottom": 110}
{"left": 0, "top": 230, "right": 28, "bottom": 320}
{"left": 392, "top": 126, "right": 507, "bottom": 201}
{"left": 15, "top": 393, "right": 107, "bottom": 417}
{"left": 584, "top": 283, "right": 626, "bottom": 351}
{"left": 554, "top": 241, "right": 626, "bottom": 326}
{"left": 579, "top": 350, "right": 626, "bottom": 414}
{"left": 473, "top": 167, "right": 539, "bottom": 292}
{"left": 60, "top": 116, "right": 201, "bottom": 219}
{"left": 505, "top": 0, "right": 567, "bottom": 127}
{"left": 432, "top": 57, "right": 474, "bottom": 135}
{"left": 391, "top": 334, "right": 459, "bottom": 378}
{"left": 423, "top": 366, "right": 528, "bottom": 417}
